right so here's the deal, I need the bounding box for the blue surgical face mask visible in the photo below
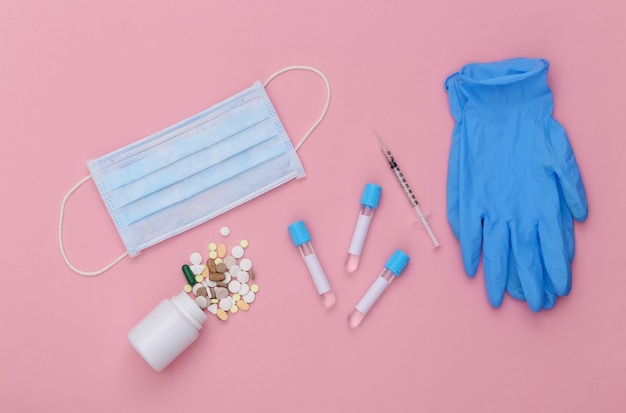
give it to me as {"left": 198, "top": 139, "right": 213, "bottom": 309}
{"left": 59, "top": 66, "right": 330, "bottom": 275}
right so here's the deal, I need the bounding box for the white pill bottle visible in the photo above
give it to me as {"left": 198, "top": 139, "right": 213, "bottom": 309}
{"left": 128, "top": 292, "right": 207, "bottom": 371}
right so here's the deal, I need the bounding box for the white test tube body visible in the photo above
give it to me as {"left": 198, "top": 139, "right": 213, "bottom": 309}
{"left": 346, "top": 205, "right": 375, "bottom": 272}
{"left": 348, "top": 268, "right": 394, "bottom": 328}
{"left": 298, "top": 241, "right": 336, "bottom": 308}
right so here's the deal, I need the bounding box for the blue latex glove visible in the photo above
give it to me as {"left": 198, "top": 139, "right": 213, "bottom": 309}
{"left": 444, "top": 58, "right": 588, "bottom": 312}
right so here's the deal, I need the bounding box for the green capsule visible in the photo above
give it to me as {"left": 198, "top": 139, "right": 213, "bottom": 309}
{"left": 182, "top": 264, "right": 196, "bottom": 286}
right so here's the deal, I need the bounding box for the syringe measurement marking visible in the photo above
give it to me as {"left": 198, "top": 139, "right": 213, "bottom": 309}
{"left": 382, "top": 146, "right": 420, "bottom": 208}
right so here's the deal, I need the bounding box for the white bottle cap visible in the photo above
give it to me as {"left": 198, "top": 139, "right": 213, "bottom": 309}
{"left": 128, "top": 292, "right": 207, "bottom": 371}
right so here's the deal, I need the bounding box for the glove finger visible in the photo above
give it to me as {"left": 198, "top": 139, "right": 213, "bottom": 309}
{"left": 459, "top": 212, "right": 483, "bottom": 278}
{"left": 538, "top": 218, "right": 572, "bottom": 296}
{"left": 510, "top": 222, "right": 544, "bottom": 312}
{"left": 550, "top": 120, "right": 588, "bottom": 221}
{"left": 556, "top": 178, "right": 575, "bottom": 261}
{"left": 506, "top": 263, "right": 559, "bottom": 309}
{"left": 482, "top": 220, "right": 509, "bottom": 308}
{"left": 505, "top": 248, "right": 524, "bottom": 300}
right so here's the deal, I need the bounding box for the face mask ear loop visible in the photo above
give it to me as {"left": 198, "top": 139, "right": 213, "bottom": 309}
{"left": 263, "top": 65, "right": 331, "bottom": 152}
{"left": 58, "top": 175, "right": 129, "bottom": 276}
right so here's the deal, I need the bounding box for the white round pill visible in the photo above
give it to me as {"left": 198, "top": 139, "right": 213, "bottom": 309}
{"left": 229, "top": 264, "right": 241, "bottom": 274}
{"left": 190, "top": 252, "right": 203, "bottom": 265}
{"left": 242, "top": 291, "right": 256, "bottom": 303}
{"left": 207, "top": 304, "right": 218, "bottom": 314}
{"left": 195, "top": 296, "right": 208, "bottom": 309}
{"left": 219, "top": 297, "right": 233, "bottom": 310}
{"left": 236, "top": 271, "right": 250, "bottom": 284}
{"left": 228, "top": 280, "right": 241, "bottom": 293}
{"left": 239, "top": 283, "right": 250, "bottom": 296}
{"left": 223, "top": 271, "right": 232, "bottom": 283}
{"left": 240, "top": 258, "right": 253, "bottom": 271}
{"left": 231, "top": 245, "right": 244, "bottom": 259}
{"left": 223, "top": 256, "right": 237, "bottom": 269}
{"left": 204, "top": 279, "right": 217, "bottom": 288}
{"left": 220, "top": 226, "right": 231, "bottom": 236}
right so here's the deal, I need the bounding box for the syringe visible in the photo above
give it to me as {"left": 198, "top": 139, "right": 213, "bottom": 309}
{"left": 374, "top": 129, "right": 440, "bottom": 248}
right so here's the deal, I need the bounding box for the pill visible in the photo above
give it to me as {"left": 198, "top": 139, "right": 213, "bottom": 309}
{"left": 183, "top": 284, "right": 192, "bottom": 293}
{"left": 228, "top": 280, "right": 241, "bottom": 293}
{"left": 215, "top": 258, "right": 223, "bottom": 265}
{"left": 250, "top": 284, "right": 259, "bottom": 293}
{"left": 232, "top": 293, "right": 241, "bottom": 301}
{"left": 209, "top": 243, "right": 217, "bottom": 251}
{"left": 215, "top": 287, "right": 229, "bottom": 300}
{"left": 201, "top": 265, "right": 209, "bottom": 278}
{"left": 207, "top": 304, "right": 218, "bottom": 315}
{"left": 190, "top": 264, "right": 206, "bottom": 275}
{"left": 216, "top": 281, "right": 228, "bottom": 288}
{"left": 209, "top": 251, "right": 218, "bottom": 259}
{"left": 236, "top": 300, "right": 250, "bottom": 311}
{"left": 208, "top": 287, "right": 215, "bottom": 298}
{"left": 224, "top": 272, "right": 232, "bottom": 284}
{"left": 190, "top": 252, "right": 203, "bottom": 265}
{"left": 195, "top": 296, "right": 208, "bottom": 309}
{"left": 236, "top": 271, "right": 250, "bottom": 284}
{"left": 216, "top": 309, "right": 228, "bottom": 321}
{"left": 239, "top": 283, "right": 250, "bottom": 296}
{"left": 209, "top": 272, "right": 225, "bottom": 282}
{"left": 219, "top": 297, "right": 233, "bottom": 310}
{"left": 240, "top": 258, "right": 252, "bottom": 271}
{"left": 220, "top": 226, "right": 231, "bottom": 236}
{"left": 182, "top": 264, "right": 196, "bottom": 286}
{"left": 223, "top": 256, "right": 237, "bottom": 269}
{"left": 215, "top": 263, "right": 227, "bottom": 273}
{"left": 204, "top": 279, "right": 217, "bottom": 287}
{"left": 210, "top": 298, "right": 219, "bottom": 304}
{"left": 242, "top": 291, "right": 256, "bottom": 303}
{"left": 249, "top": 269, "right": 255, "bottom": 280}
{"left": 229, "top": 264, "right": 241, "bottom": 275}
{"left": 195, "top": 275, "right": 204, "bottom": 283}
{"left": 231, "top": 245, "right": 244, "bottom": 259}
{"left": 217, "top": 244, "right": 227, "bottom": 258}
{"left": 192, "top": 284, "right": 207, "bottom": 296}
{"left": 240, "top": 239, "right": 249, "bottom": 248}
{"left": 230, "top": 304, "right": 238, "bottom": 314}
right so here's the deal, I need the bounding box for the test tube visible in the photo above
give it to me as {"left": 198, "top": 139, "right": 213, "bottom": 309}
{"left": 348, "top": 249, "right": 410, "bottom": 328}
{"left": 346, "top": 183, "right": 382, "bottom": 272}
{"left": 288, "top": 220, "right": 336, "bottom": 308}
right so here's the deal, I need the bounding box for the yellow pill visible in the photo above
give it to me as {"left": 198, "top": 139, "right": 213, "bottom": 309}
{"left": 209, "top": 243, "right": 217, "bottom": 251}
{"left": 195, "top": 275, "right": 204, "bottom": 283}
{"left": 250, "top": 284, "right": 259, "bottom": 293}
{"left": 214, "top": 258, "right": 223, "bottom": 265}
{"left": 183, "top": 284, "right": 192, "bottom": 293}
{"left": 201, "top": 265, "right": 209, "bottom": 278}
{"left": 240, "top": 239, "right": 249, "bottom": 248}
{"left": 216, "top": 309, "right": 228, "bottom": 321}
{"left": 236, "top": 300, "right": 249, "bottom": 311}
{"left": 232, "top": 293, "right": 241, "bottom": 301}
{"left": 230, "top": 305, "right": 238, "bottom": 314}
{"left": 217, "top": 244, "right": 227, "bottom": 258}
{"left": 209, "top": 251, "right": 218, "bottom": 259}
{"left": 210, "top": 298, "right": 219, "bottom": 304}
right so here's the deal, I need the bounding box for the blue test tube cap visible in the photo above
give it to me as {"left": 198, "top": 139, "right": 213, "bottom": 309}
{"left": 385, "top": 249, "right": 410, "bottom": 276}
{"left": 288, "top": 220, "right": 311, "bottom": 246}
{"left": 361, "top": 183, "right": 382, "bottom": 209}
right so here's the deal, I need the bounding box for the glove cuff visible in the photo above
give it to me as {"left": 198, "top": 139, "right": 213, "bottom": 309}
{"left": 449, "top": 58, "right": 549, "bottom": 87}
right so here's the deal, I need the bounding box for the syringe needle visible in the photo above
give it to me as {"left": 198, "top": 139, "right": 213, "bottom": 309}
{"left": 373, "top": 129, "right": 440, "bottom": 248}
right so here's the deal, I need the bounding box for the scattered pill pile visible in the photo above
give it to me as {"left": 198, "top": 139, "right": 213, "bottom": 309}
{"left": 182, "top": 226, "right": 259, "bottom": 321}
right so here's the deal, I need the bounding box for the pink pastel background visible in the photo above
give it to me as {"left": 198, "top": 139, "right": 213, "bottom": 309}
{"left": 1, "top": 1, "right": 625, "bottom": 412}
